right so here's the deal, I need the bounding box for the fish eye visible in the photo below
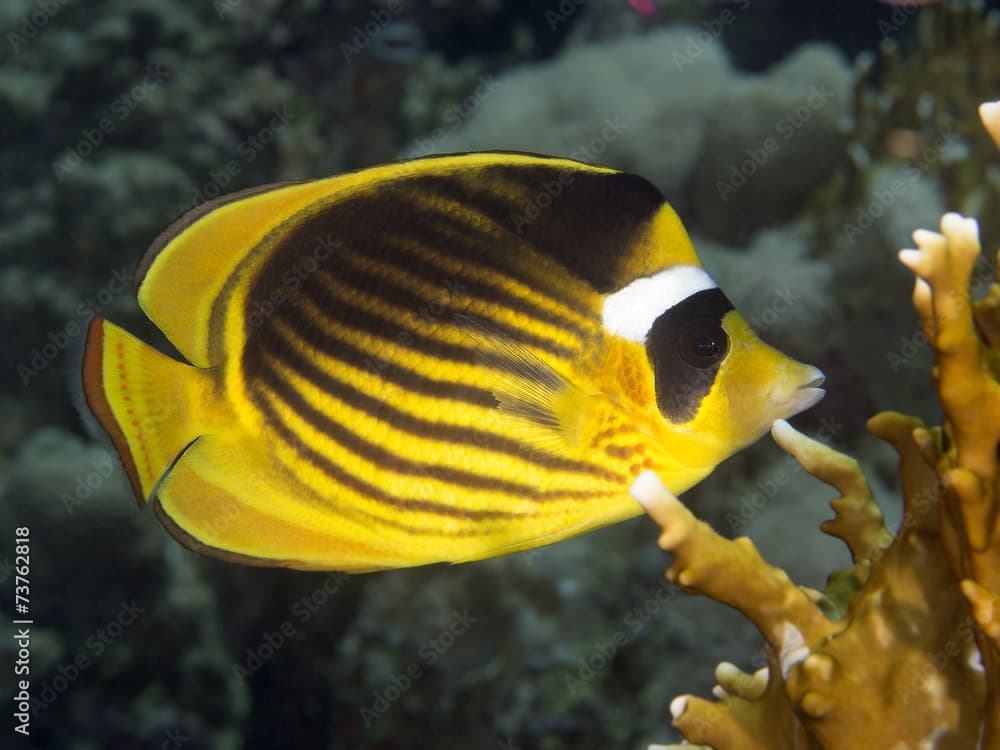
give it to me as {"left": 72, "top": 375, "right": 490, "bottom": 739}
{"left": 678, "top": 319, "right": 728, "bottom": 368}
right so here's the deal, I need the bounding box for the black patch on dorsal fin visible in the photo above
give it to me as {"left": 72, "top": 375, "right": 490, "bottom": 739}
{"left": 245, "top": 158, "right": 664, "bottom": 304}
{"left": 409, "top": 163, "right": 665, "bottom": 294}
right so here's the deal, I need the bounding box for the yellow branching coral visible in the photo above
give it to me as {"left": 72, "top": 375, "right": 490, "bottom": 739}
{"left": 638, "top": 101, "right": 1000, "bottom": 750}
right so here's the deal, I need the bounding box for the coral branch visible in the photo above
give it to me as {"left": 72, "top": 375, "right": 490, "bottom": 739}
{"left": 643, "top": 98, "right": 1000, "bottom": 750}
{"left": 963, "top": 580, "right": 1000, "bottom": 646}
{"left": 900, "top": 213, "right": 1000, "bottom": 485}
{"left": 772, "top": 420, "right": 982, "bottom": 750}
{"left": 982, "top": 100, "right": 1000, "bottom": 150}
{"left": 641, "top": 419, "right": 985, "bottom": 750}
{"left": 899, "top": 205, "right": 1000, "bottom": 748}
{"left": 632, "top": 471, "right": 837, "bottom": 659}
{"left": 771, "top": 419, "right": 891, "bottom": 571}
{"left": 866, "top": 413, "right": 944, "bottom": 535}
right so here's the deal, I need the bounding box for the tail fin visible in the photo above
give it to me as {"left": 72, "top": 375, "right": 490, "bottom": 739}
{"left": 81, "top": 316, "right": 205, "bottom": 506}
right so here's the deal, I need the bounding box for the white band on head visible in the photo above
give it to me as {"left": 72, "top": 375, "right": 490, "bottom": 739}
{"left": 601, "top": 265, "right": 718, "bottom": 343}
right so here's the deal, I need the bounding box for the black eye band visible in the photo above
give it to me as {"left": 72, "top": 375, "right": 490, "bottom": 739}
{"left": 645, "top": 288, "right": 734, "bottom": 423}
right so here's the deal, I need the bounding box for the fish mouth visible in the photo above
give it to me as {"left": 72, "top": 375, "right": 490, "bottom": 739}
{"left": 770, "top": 366, "right": 825, "bottom": 418}
{"left": 790, "top": 369, "right": 826, "bottom": 414}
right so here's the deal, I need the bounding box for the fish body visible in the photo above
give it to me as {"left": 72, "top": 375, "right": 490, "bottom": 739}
{"left": 80, "top": 152, "right": 824, "bottom": 572}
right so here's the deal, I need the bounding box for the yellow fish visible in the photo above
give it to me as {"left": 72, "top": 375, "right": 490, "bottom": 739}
{"left": 79, "top": 152, "right": 824, "bottom": 572}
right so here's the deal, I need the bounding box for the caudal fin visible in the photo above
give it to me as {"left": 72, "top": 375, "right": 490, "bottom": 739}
{"left": 80, "top": 316, "right": 205, "bottom": 506}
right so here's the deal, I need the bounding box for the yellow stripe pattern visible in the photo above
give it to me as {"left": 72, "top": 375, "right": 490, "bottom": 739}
{"left": 148, "top": 153, "right": 690, "bottom": 569}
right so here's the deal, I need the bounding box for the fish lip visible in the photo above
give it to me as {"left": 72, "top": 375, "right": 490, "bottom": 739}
{"left": 766, "top": 368, "right": 826, "bottom": 415}
{"left": 792, "top": 370, "right": 826, "bottom": 413}
{"left": 800, "top": 373, "right": 826, "bottom": 389}
{"left": 789, "top": 386, "right": 826, "bottom": 414}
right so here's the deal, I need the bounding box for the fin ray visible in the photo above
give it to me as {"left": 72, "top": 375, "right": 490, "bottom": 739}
{"left": 81, "top": 317, "right": 207, "bottom": 505}
{"left": 459, "top": 314, "right": 597, "bottom": 454}
{"left": 153, "top": 436, "right": 395, "bottom": 572}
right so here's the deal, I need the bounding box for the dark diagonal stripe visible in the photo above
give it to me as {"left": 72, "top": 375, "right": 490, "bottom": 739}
{"left": 335, "top": 234, "right": 592, "bottom": 343}
{"left": 253, "top": 390, "right": 525, "bottom": 520}
{"left": 256, "top": 357, "right": 572, "bottom": 498}
{"left": 246, "top": 327, "right": 621, "bottom": 480}
{"left": 379, "top": 190, "right": 583, "bottom": 312}
{"left": 307, "top": 257, "right": 575, "bottom": 361}
{"left": 409, "top": 168, "right": 664, "bottom": 294}
{"left": 257, "top": 308, "right": 498, "bottom": 408}
{"left": 294, "top": 275, "right": 477, "bottom": 364}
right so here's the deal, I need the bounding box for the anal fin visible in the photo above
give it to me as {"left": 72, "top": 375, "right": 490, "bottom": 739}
{"left": 153, "top": 435, "right": 396, "bottom": 572}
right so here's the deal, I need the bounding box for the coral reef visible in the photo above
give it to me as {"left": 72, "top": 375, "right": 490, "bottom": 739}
{"left": 834, "top": 0, "right": 1000, "bottom": 250}
{"left": 408, "top": 27, "right": 853, "bottom": 244}
{"left": 4, "top": 3, "right": 979, "bottom": 749}
{"left": 688, "top": 43, "right": 851, "bottom": 244}
{"left": 809, "top": 0, "right": 1000, "bottom": 434}
{"left": 636, "top": 102, "right": 1000, "bottom": 750}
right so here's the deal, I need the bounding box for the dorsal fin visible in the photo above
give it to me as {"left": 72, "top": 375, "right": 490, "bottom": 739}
{"left": 135, "top": 179, "right": 332, "bottom": 367}
{"left": 134, "top": 151, "right": 684, "bottom": 368}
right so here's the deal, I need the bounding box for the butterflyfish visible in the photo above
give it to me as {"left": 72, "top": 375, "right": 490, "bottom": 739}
{"left": 79, "top": 152, "right": 825, "bottom": 572}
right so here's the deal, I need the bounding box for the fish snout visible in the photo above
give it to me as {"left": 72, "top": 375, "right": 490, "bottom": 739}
{"left": 778, "top": 363, "right": 826, "bottom": 417}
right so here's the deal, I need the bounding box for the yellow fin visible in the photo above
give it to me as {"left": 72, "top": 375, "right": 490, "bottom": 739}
{"left": 80, "top": 317, "right": 207, "bottom": 505}
{"left": 152, "top": 436, "right": 395, "bottom": 572}
{"left": 133, "top": 152, "right": 627, "bottom": 368}
{"left": 135, "top": 179, "right": 329, "bottom": 367}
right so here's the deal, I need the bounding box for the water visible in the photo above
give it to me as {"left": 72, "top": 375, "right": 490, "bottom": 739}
{"left": 1, "top": 1, "right": 998, "bottom": 748}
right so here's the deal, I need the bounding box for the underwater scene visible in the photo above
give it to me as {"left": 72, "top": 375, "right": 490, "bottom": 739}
{"left": 3, "top": 0, "right": 1000, "bottom": 748}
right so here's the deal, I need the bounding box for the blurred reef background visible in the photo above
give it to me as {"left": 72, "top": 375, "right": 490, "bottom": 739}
{"left": 1, "top": 1, "right": 999, "bottom": 749}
